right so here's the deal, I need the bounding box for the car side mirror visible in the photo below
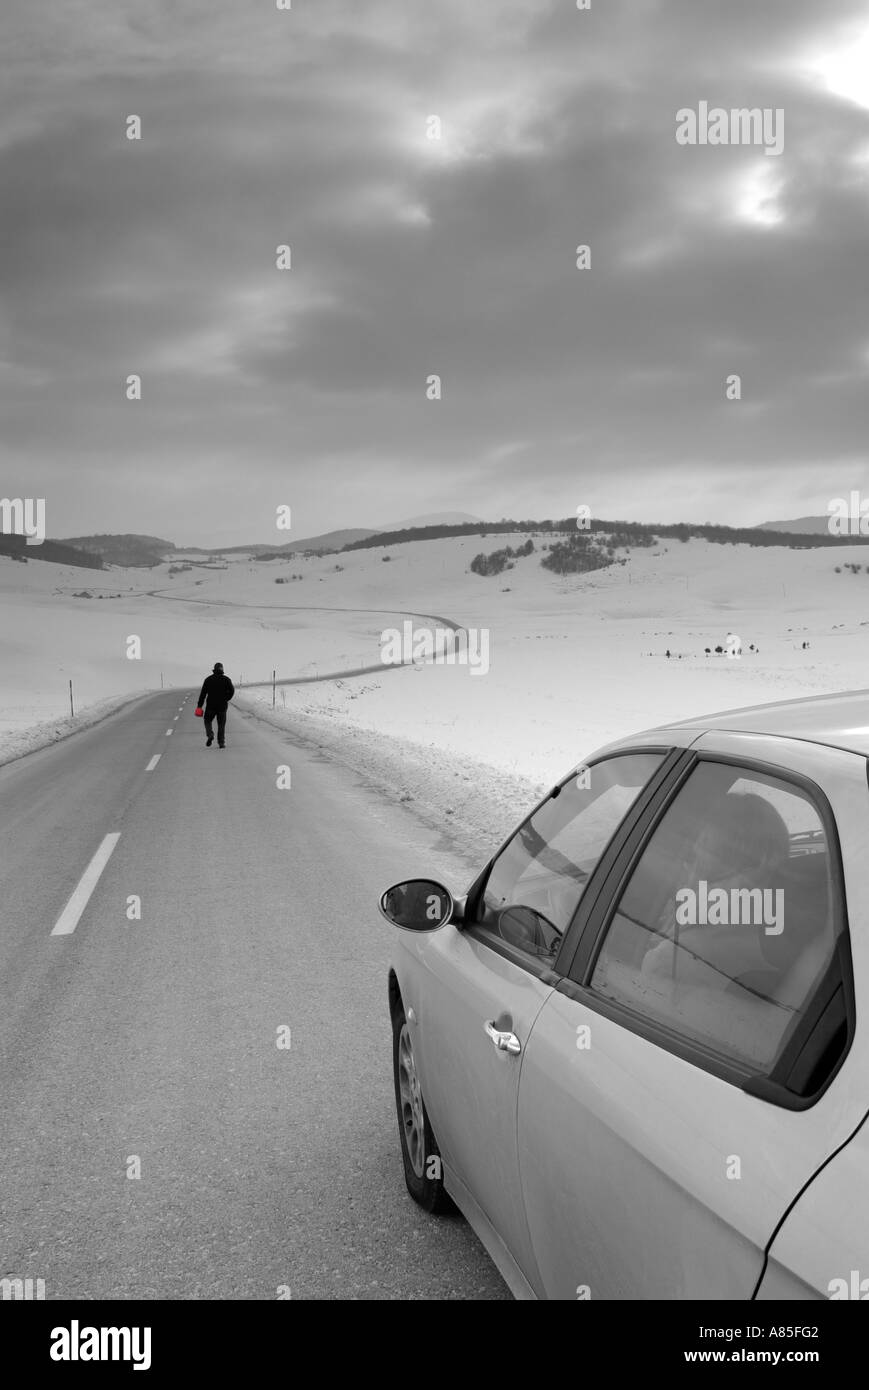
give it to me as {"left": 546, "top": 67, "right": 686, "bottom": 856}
{"left": 379, "top": 879, "right": 454, "bottom": 932}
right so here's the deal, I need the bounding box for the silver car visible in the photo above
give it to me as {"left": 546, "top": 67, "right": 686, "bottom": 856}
{"left": 380, "top": 691, "right": 869, "bottom": 1299}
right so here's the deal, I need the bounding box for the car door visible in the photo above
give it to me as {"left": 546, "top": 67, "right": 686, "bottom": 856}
{"left": 755, "top": 1116, "right": 869, "bottom": 1299}
{"left": 516, "top": 735, "right": 869, "bottom": 1299}
{"left": 411, "top": 750, "right": 671, "bottom": 1297}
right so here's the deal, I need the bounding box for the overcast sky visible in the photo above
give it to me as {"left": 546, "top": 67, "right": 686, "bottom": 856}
{"left": 2, "top": 0, "right": 868, "bottom": 546}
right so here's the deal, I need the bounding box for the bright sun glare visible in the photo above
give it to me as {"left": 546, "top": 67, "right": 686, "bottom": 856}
{"left": 811, "top": 25, "right": 869, "bottom": 109}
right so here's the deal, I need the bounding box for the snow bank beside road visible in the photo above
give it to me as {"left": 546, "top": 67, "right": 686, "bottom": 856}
{"left": 0, "top": 690, "right": 154, "bottom": 768}
{"left": 236, "top": 694, "right": 548, "bottom": 865}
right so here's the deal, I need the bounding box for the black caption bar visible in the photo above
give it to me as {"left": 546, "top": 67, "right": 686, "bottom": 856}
{"left": 3, "top": 1298, "right": 866, "bottom": 1376}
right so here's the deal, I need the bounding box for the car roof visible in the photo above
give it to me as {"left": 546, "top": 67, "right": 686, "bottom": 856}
{"left": 654, "top": 688, "right": 869, "bottom": 756}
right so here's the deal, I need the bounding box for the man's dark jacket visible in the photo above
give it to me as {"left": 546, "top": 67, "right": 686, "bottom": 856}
{"left": 197, "top": 673, "right": 235, "bottom": 711}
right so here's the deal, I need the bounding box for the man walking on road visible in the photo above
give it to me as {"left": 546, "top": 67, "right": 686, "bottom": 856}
{"left": 197, "top": 662, "right": 235, "bottom": 749}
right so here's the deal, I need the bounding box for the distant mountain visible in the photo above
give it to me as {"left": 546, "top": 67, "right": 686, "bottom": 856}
{"left": 378, "top": 511, "right": 483, "bottom": 531}
{"left": 216, "top": 521, "right": 481, "bottom": 553}
{"left": 273, "top": 527, "right": 377, "bottom": 553}
{"left": 0, "top": 535, "right": 104, "bottom": 569}
{"left": 756, "top": 516, "right": 831, "bottom": 535}
{"left": 215, "top": 527, "right": 377, "bottom": 556}
{"left": 60, "top": 534, "right": 176, "bottom": 567}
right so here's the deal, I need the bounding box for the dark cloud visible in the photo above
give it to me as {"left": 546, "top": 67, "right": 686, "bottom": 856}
{"left": 1, "top": 0, "right": 868, "bottom": 543}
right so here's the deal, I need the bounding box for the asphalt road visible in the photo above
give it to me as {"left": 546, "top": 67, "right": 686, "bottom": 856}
{"left": 0, "top": 691, "right": 509, "bottom": 1300}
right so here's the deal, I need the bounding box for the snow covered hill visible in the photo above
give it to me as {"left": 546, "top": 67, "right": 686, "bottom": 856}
{"left": 3, "top": 531, "right": 868, "bottom": 792}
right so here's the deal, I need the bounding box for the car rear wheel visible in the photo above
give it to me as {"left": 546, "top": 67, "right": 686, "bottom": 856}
{"left": 392, "top": 1007, "right": 455, "bottom": 1214}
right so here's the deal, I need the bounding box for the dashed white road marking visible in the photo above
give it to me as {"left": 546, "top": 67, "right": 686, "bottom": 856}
{"left": 165, "top": 728, "right": 173, "bottom": 735}
{"left": 173, "top": 715, "right": 179, "bottom": 721}
{"left": 145, "top": 754, "right": 161, "bottom": 771}
{"left": 51, "top": 833, "right": 121, "bottom": 937}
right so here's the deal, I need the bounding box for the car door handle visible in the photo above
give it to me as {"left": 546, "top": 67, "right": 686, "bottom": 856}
{"left": 484, "top": 1020, "right": 522, "bottom": 1055}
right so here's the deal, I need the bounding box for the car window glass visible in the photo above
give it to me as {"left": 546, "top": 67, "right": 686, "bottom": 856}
{"left": 590, "top": 761, "right": 841, "bottom": 1076}
{"left": 477, "top": 753, "right": 665, "bottom": 962}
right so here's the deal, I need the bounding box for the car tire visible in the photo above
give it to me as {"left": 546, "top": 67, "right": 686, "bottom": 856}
{"left": 392, "top": 1006, "right": 456, "bottom": 1215}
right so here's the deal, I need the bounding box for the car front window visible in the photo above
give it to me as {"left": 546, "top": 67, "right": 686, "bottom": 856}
{"left": 477, "top": 753, "right": 665, "bottom": 960}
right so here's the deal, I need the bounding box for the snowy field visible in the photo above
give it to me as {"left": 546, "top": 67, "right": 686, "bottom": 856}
{"left": 3, "top": 534, "right": 869, "bottom": 835}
